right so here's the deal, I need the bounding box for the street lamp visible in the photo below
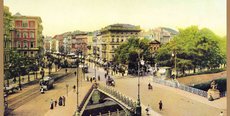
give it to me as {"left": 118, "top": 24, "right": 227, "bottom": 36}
{"left": 136, "top": 49, "right": 143, "bottom": 116}
{"left": 172, "top": 51, "right": 177, "bottom": 80}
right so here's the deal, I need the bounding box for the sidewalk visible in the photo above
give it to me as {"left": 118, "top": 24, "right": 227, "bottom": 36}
{"left": 45, "top": 82, "right": 92, "bottom": 116}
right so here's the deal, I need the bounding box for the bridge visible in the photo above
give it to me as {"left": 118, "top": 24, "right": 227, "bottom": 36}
{"left": 75, "top": 83, "right": 139, "bottom": 116}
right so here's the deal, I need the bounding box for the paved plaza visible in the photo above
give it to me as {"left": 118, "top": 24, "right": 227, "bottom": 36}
{"left": 6, "top": 63, "right": 226, "bottom": 116}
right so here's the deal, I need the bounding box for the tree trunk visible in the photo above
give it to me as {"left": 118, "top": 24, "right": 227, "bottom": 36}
{"left": 7, "top": 78, "right": 9, "bottom": 87}
{"left": 193, "top": 66, "right": 196, "bottom": 73}
{"left": 28, "top": 73, "right": 30, "bottom": 82}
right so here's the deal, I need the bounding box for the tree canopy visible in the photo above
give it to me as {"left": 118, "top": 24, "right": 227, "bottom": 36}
{"left": 155, "top": 26, "right": 226, "bottom": 74}
{"left": 114, "top": 37, "right": 151, "bottom": 73}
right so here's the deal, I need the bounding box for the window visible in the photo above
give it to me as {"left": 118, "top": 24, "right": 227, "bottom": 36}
{"left": 15, "top": 21, "right": 22, "bottom": 27}
{"left": 116, "top": 38, "right": 119, "bottom": 43}
{"left": 121, "top": 39, "right": 124, "bottom": 42}
{"left": 23, "top": 41, "right": 28, "bottom": 48}
{"left": 17, "top": 41, "right": 21, "bottom": 48}
{"left": 112, "top": 45, "right": 114, "bottom": 50}
{"left": 112, "top": 38, "right": 114, "bottom": 42}
{"left": 22, "top": 21, "right": 28, "bottom": 27}
{"left": 31, "top": 52, "right": 34, "bottom": 57}
{"left": 30, "top": 32, "right": 35, "bottom": 38}
{"left": 29, "top": 21, "right": 35, "bottom": 28}
{"left": 23, "top": 32, "right": 28, "bottom": 38}
{"left": 24, "top": 51, "right": 27, "bottom": 56}
{"left": 30, "top": 41, "right": 34, "bottom": 48}
{"left": 16, "top": 32, "right": 21, "bottom": 38}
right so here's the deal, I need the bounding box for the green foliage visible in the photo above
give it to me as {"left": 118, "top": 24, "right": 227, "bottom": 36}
{"left": 114, "top": 37, "right": 151, "bottom": 71}
{"left": 155, "top": 26, "right": 226, "bottom": 74}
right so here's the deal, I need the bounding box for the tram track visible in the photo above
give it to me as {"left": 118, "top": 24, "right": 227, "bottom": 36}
{"left": 7, "top": 68, "right": 76, "bottom": 113}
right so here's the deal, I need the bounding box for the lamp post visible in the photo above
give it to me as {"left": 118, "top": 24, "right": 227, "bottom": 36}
{"left": 136, "top": 50, "right": 143, "bottom": 116}
{"left": 76, "top": 53, "right": 80, "bottom": 115}
{"left": 172, "top": 51, "right": 177, "bottom": 80}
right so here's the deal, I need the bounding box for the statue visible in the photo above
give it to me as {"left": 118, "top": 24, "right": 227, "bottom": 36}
{"left": 210, "top": 81, "right": 218, "bottom": 90}
{"left": 207, "top": 80, "right": 220, "bottom": 100}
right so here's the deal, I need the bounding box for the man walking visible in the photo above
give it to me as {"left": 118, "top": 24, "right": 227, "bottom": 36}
{"left": 159, "top": 100, "right": 163, "bottom": 111}
{"left": 50, "top": 99, "right": 54, "bottom": 110}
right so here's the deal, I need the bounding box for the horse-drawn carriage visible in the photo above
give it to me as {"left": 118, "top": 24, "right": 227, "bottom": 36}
{"left": 106, "top": 77, "right": 115, "bottom": 87}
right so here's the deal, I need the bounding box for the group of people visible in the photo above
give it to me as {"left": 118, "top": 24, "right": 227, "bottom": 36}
{"left": 50, "top": 96, "right": 66, "bottom": 110}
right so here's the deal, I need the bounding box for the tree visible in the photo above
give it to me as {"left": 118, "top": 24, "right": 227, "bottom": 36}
{"left": 114, "top": 37, "right": 151, "bottom": 74}
{"left": 155, "top": 26, "right": 225, "bottom": 75}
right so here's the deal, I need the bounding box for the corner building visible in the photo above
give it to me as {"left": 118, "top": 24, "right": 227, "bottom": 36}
{"left": 13, "top": 12, "right": 43, "bottom": 57}
{"left": 100, "top": 24, "right": 141, "bottom": 62}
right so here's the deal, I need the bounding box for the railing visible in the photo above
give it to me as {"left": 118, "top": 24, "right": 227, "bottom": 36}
{"left": 98, "top": 84, "right": 137, "bottom": 111}
{"left": 78, "top": 84, "right": 94, "bottom": 113}
{"left": 152, "top": 77, "right": 208, "bottom": 98}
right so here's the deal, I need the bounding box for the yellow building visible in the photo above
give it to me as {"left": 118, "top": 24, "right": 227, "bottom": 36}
{"left": 99, "top": 24, "right": 141, "bottom": 62}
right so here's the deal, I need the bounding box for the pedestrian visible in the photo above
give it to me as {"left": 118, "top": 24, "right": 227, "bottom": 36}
{"left": 54, "top": 100, "right": 57, "bottom": 107}
{"left": 65, "top": 68, "right": 68, "bottom": 73}
{"left": 104, "top": 73, "right": 107, "bottom": 79}
{"left": 90, "top": 77, "right": 92, "bottom": 83}
{"left": 146, "top": 104, "right": 150, "bottom": 116}
{"left": 50, "top": 99, "right": 54, "bottom": 110}
{"left": 219, "top": 111, "right": 224, "bottom": 116}
{"left": 73, "top": 85, "right": 76, "bottom": 92}
{"left": 74, "top": 71, "right": 77, "bottom": 76}
{"left": 62, "top": 96, "right": 66, "bottom": 106}
{"left": 159, "top": 100, "right": 163, "bottom": 111}
{"left": 98, "top": 75, "right": 100, "bottom": 81}
{"left": 58, "top": 96, "right": 63, "bottom": 106}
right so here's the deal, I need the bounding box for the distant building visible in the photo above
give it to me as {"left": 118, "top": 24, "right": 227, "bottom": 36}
{"left": 149, "top": 40, "right": 161, "bottom": 53}
{"left": 13, "top": 12, "right": 43, "bottom": 57}
{"left": 153, "top": 27, "right": 178, "bottom": 44}
{"left": 100, "top": 24, "right": 141, "bottom": 62}
{"left": 43, "top": 36, "right": 52, "bottom": 52}
{"left": 71, "top": 31, "right": 88, "bottom": 55}
{"left": 142, "top": 27, "right": 178, "bottom": 44}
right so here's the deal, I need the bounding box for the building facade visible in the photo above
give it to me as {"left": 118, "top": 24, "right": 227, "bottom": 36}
{"left": 13, "top": 12, "right": 43, "bottom": 57}
{"left": 71, "top": 31, "right": 88, "bottom": 56}
{"left": 149, "top": 40, "right": 161, "bottom": 53}
{"left": 151, "top": 27, "right": 178, "bottom": 44}
{"left": 100, "top": 24, "right": 141, "bottom": 62}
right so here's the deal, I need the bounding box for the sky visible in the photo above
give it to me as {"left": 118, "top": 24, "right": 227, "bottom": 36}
{"left": 4, "top": 0, "right": 226, "bottom": 37}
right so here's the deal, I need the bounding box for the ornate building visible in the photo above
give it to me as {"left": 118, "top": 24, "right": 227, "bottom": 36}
{"left": 100, "top": 24, "right": 141, "bottom": 62}
{"left": 13, "top": 12, "right": 43, "bottom": 57}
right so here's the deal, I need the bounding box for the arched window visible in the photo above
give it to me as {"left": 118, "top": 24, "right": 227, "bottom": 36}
{"left": 23, "top": 40, "right": 28, "bottom": 48}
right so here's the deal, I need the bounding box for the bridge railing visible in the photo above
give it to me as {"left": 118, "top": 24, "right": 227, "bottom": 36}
{"left": 78, "top": 84, "right": 94, "bottom": 113}
{"left": 98, "top": 84, "right": 137, "bottom": 111}
{"left": 152, "top": 77, "right": 208, "bottom": 97}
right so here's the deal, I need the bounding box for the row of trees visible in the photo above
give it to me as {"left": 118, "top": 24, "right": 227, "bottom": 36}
{"left": 114, "top": 26, "right": 226, "bottom": 76}
{"left": 4, "top": 50, "right": 43, "bottom": 88}
{"left": 155, "top": 26, "right": 226, "bottom": 75}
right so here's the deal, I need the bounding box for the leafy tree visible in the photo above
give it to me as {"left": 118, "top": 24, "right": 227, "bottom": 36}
{"left": 114, "top": 37, "right": 151, "bottom": 74}
{"left": 155, "top": 26, "right": 225, "bottom": 75}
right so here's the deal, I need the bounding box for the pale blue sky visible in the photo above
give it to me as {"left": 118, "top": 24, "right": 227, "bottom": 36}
{"left": 4, "top": 0, "right": 226, "bottom": 36}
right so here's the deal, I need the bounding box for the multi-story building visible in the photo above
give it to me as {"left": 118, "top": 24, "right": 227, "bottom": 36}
{"left": 13, "top": 12, "right": 43, "bottom": 57}
{"left": 154, "top": 27, "right": 178, "bottom": 44}
{"left": 100, "top": 24, "right": 141, "bottom": 62}
{"left": 147, "top": 27, "right": 178, "bottom": 44}
{"left": 71, "top": 31, "right": 88, "bottom": 55}
{"left": 149, "top": 40, "right": 161, "bottom": 53}
{"left": 43, "top": 36, "right": 52, "bottom": 52}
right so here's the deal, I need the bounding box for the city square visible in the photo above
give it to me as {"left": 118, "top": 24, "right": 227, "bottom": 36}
{"left": 1, "top": 0, "right": 227, "bottom": 116}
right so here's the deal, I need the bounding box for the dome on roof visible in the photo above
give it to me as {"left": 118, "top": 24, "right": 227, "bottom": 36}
{"left": 14, "top": 12, "right": 22, "bottom": 16}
